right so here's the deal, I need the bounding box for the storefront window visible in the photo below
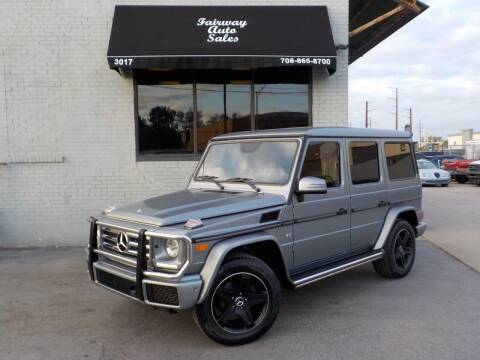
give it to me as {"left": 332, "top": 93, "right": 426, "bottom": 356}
{"left": 253, "top": 68, "right": 309, "bottom": 130}
{"left": 135, "top": 68, "right": 310, "bottom": 159}
{"left": 196, "top": 70, "right": 251, "bottom": 152}
{"left": 136, "top": 71, "right": 194, "bottom": 155}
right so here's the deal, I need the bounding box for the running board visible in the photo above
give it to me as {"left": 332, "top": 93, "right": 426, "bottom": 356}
{"left": 292, "top": 251, "right": 384, "bottom": 288}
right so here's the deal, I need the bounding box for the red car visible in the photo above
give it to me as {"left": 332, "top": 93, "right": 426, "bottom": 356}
{"left": 441, "top": 159, "right": 476, "bottom": 183}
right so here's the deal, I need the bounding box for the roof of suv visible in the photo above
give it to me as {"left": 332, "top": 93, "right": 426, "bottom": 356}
{"left": 212, "top": 127, "right": 412, "bottom": 141}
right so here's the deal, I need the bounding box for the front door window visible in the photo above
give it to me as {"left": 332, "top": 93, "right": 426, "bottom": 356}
{"left": 300, "top": 142, "right": 341, "bottom": 187}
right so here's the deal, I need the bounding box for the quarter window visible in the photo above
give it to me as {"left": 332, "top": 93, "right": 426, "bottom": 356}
{"left": 300, "top": 142, "right": 341, "bottom": 187}
{"left": 349, "top": 141, "right": 380, "bottom": 185}
{"left": 385, "top": 143, "right": 416, "bottom": 180}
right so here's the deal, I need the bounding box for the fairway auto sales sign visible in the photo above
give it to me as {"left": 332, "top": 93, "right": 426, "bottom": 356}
{"left": 196, "top": 17, "right": 248, "bottom": 43}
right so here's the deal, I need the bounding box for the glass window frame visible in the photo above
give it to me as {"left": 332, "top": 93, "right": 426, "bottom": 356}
{"left": 348, "top": 141, "right": 381, "bottom": 186}
{"left": 299, "top": 140, "right": 342, "bottom": 188}
{"left": 384, "top": 141, "right": 417, "bottom": 181}
{"left": 134, "top": 68, "right": 313, "bottom": 161}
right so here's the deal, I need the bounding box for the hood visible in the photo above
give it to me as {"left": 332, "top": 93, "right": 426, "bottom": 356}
{"left": 105, "top": 190, "right": 286, "bottom": 227}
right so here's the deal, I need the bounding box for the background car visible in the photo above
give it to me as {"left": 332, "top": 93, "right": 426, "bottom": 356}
{"left": 441, "top": 159, "right": 475, "bottom": 184}
{"left": 430, "top": 154, "right": 463, "bottom": 168}
{"left": 468, "top": 160, "right": 480, "bottom": 185}
{"left": 415, "top": 152, "right": 428, "bottom": 160}
{"left": 417, "top": 159, "right": 451, "bottom": 186}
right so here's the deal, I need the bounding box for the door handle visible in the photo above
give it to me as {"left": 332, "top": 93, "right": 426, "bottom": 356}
{"left": 336, "top": 208, "right": 348, "bottom": 215}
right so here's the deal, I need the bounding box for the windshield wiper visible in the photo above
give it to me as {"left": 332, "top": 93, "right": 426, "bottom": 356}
{"left": 195, "top": 175, "right": 225, "bottom": 190}
{"left": 223, "top": 177, "right": 261, "bottom": 192}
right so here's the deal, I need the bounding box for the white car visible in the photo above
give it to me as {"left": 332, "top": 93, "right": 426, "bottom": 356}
{"left": 417, "top": 159, "right": 451, "bottom": 186}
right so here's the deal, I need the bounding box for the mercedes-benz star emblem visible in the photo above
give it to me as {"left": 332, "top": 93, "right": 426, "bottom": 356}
{"left": 234, "top": 296, "right": 245, "bottom": 307}
{"left": 116, "top": 232, "right": 130, "bottom": 253}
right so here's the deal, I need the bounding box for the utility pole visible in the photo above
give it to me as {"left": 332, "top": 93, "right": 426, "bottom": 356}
{"left": 409, "top": 108, "right": 412, "bottom": 133}
{"left": 389, "top": 87, "right": 399, "bottom": 130}
{"left": 395, "top": 88, "right": 399, "bottom": 130}
{"left": 365, "top": 101, "right": 369, "bottom": 128}
{"left": 418, "top": 118, "right": 422, "bottom": 146}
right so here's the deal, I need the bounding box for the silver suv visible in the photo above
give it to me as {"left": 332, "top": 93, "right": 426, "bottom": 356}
{"left": 87, "top": 127, "right": 427, "bottom": 345}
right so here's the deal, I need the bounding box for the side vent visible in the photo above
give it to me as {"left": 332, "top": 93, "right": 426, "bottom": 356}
{"left": 260, "top": 210, "right": 280, "bottom": 223}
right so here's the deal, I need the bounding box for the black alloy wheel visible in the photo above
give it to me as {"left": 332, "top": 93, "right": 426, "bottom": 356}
{"left": 392, "top": 229, "right": 414, "bottom": 270}
{"left": 194, "top": 253, "right": 281, "bottom": 345}
{"left": 373, "top": 219, "right": 416, "bottom": 278}
{"left": 211, "top": 272, "right": 269, "bottom": 333}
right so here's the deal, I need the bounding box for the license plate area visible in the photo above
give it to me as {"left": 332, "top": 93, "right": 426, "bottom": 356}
{"left": 96, "top": 269, "right": 137, "bottom": 297}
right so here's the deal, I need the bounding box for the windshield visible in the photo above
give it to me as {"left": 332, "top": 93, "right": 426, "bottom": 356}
{"left": 195, "top": 140, "right": 299, "bottom": 185}
{"left": 417, "top": 159, "right": 438, "bottom": 170}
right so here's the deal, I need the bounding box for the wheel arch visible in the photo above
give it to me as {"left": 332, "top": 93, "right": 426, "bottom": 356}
{"left": 373, "top": 206, "right": 419, "bottom": 251}
{"left": 397, "top": 209, "right": 418, "bottom": 229}
{"left": 197, "top": 233, "right": 290, "bottom": 304}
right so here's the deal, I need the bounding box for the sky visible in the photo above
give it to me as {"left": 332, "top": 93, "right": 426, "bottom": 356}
{"left": 348, "top": 0, "right": 480, "bottom": 140}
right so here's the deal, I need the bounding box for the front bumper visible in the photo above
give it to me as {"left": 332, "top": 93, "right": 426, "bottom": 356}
{"left": 87, "top": 218, "right": 202, "bottom": 310}
{"left": 468, "top": 175, "right": 480, "bottom": 184}
{"left": 92, "top": 260, "right": 202, "bottom": 309}
{"left": 421, "top": 178, "right": 450, "bottom": 185}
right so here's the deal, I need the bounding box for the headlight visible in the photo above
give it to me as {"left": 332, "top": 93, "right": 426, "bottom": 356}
{"left": 149, "top": 236, "right": 188, "bottom": 272}
{"left": 166, "top": 238, "right": 179, "bottom": 258}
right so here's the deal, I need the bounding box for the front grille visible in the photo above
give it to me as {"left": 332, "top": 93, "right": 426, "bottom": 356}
{"left": 99, "top": 226, "right": 150, "bottom": 260}
{"left": 96, "top": 270, "right": 137, "bottom": 297}
{"left": 469, "top": 164, "right": 480, "bottom": 172}
{"left": 146, "top": 284, "right": 179, "bottom": 306}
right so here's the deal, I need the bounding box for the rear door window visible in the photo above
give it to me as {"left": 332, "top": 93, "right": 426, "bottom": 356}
{"left": 349, "top": 142, "right": 380, "bottom": 185}
{"left": 384, "top": 143, "right": 416, "bottom": 180}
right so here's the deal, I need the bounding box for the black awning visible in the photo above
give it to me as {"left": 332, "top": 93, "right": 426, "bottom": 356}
{"left": 349, "top": 0, "right": 429, "bottom": 64}
{"left": 107, "top": 6, "right": 337, "bottom": 74}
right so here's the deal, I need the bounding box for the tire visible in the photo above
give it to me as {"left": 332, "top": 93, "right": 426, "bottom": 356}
{"left": 373, "top": 219, "right": 416, "bottom": 279}
{"left": 194, "top": 253, "right": 281, "bottom": 346}
{"left": 457, "top": 175, "right": 468, "bottom": 184}
{"left": 441, "top": 183, "right": 449, "bottom": 187}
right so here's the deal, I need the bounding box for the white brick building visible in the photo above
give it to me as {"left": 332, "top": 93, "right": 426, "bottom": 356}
{"left": 0, "top": 0, "right": 426, "bottom": 246}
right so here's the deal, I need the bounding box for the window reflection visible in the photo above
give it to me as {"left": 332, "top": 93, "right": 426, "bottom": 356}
{"left": 196, "top": 83, "right": 251, "bottom": 152}
{"left": 254, "top": 83, "right": 309, "bottom": 130}
{"left": 254, "top": 67, "right": 309, "bottom": 130}
{"left": 300, "top": 142, "right": 341, "bottom": 187}
{"left": 196, "top": 141, "right": 299, "bottom": 185}
{"left": 137, "top": 83, "right": 194, "bottom": 154}
{"left": 349, "top": 142, "right": 380, "bottom": 185}
{"left": 136, "top": 68, "right": 310, "bottom": 157}
{"left": 385, "top": 143, "right": 416, "bottom": 179}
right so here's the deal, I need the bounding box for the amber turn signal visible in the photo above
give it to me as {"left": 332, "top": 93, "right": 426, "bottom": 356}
{"left": 194, "top": 243, "right": 209, "bottom": 252}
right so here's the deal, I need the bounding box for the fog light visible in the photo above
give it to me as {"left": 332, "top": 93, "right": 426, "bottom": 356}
{"left": 166, "top": 239, "right": 179, "bottom": 258}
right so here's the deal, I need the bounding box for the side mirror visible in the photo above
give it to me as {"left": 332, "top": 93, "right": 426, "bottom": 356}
{"left": 296, "top": 177, "right": 328, "bottom": 194}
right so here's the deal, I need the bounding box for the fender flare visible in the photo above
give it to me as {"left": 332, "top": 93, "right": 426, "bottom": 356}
{"left": 373, "top": 205, "right": 417, "bottom": 251}
{"left": 197, "top": 232, "right": 282, "bottom": 304}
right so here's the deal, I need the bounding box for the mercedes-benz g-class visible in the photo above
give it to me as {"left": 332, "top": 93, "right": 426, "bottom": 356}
{"left": 87, "top": 127, "right": 426, "bottom": 345}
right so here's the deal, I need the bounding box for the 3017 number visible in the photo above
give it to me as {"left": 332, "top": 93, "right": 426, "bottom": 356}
{"left": 113, "top": 58, "right": 133, "bottom": 66}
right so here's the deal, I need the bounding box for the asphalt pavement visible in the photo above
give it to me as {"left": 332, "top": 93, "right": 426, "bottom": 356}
{"left": 1, "top": 240, "right": 479, "bottom": 360}
{"left": 422, "top": 182, "right": 480, "bottom": 271}
{"left": 1, "top": 183, "right": 479, "bottom": 359}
